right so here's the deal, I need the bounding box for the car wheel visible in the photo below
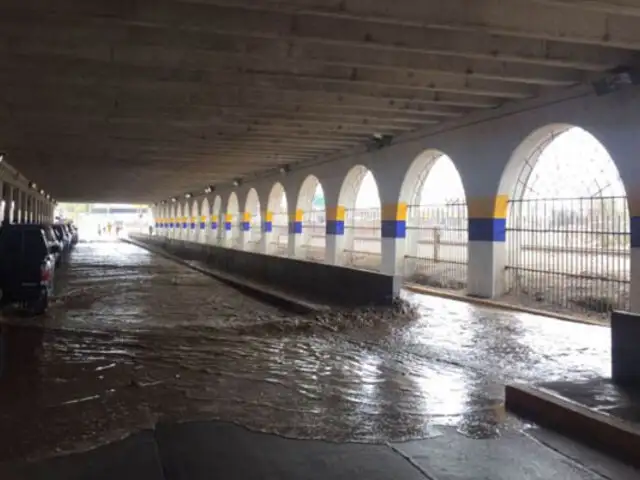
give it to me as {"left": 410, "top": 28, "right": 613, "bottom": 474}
{"left": 29, "top": 289, "right": 48, "bottom": 315}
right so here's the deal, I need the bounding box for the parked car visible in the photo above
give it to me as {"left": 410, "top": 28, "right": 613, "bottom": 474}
{"left": 0, "top": 224, "right": 58, "bottom": 314}
{"left": 66, "top": 224, "right": 79, "bottom": 245}
{"left": 52, "top": 224, "right": 72, "bottom": 252}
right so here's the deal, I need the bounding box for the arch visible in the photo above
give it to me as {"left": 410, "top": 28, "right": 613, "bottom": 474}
{"left": 401, "top": 151, "right": 468, "bottom": 290}
{"left": 296, "top": 175, "right": 326, "bottom": 262}
{"left": 504, "top": 124, "right": 629, "bottom": 317}
{"left": 338, "top": 165, "right": 381, "bottom": 270}
{"left": 245, "top": 188, "right": 262, "bottom": 250}
{"left": 267, "top": 182, "right": 289, "bottom": 255}
{"left": 226, "top": 192, "right": 240, "bottom": 248}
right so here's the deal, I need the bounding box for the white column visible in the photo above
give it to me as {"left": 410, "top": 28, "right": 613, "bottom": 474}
{"left": 325, "top": 205, "right": 345, "bottom": 265}
{"left": 287, "top": 209, "right": 303, "bottom": 257}
{"left": 259, "top": 209, "right": 272, "bottom": 254}
{"left": 466, "top": 196, "right": 507, "bottom": 298}
{"left": 380, "top": 203, "right": 407, "bottom": 276}
{"left": 239, "top": 212, "right": 251, "bottom": 250}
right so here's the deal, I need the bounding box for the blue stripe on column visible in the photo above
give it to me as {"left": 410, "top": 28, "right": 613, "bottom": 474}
{"left": 190, "top": 222, "right": 196, "bottom": 230}
{"left": 241, "top": 222, "right": 251, "bottom": 231}
{"left": 263, "top": 221, "right": 273, "bottom": 233}
{"left": 381, "top": 220, "right": 406, "bottom": 239}
{"left": 632, "top": 216, "right": 640, "bottom": 248}
{"left": 200, "top": 222, "right": 206, "bottom": 229}
{"left": 170, "top": 222, "right": 174, "bottom": 228}
{"left": 225, "top": 222, "right": 232, "bottom": 231}
{"left": 468, "top": 218, "right": 506, "bottom": 242}
{"left": 326, "top": 220, "right": 344, "bottom": 235}
{"left": 211, "top": 222, "right": 218, "bottom": 230}
{"left": 288, "top": 222, "right": 302, "bottom": 234}
{"left": 182, "top": 222, "right": 188, "bottom": 229}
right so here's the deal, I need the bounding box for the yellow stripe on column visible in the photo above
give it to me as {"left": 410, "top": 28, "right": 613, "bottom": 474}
{"left": 326, "top": 206, "right": 345, "bottom": 222}
{"left": 225, "top": 213, "right": 233, "bottom": 223}
{"left": 264, "top": 210, "right": 273, "bottom": 222}
{"left": 200, "top": 215, "right": 206, "bottom": 223}
{"left": 242, "top": 212, "right": 251, "bottom": 222}
{"left": 211, "top": 215, "right": 218, "bottom": 222}
{"left": 381, "top": 203, "right": 407, "bottom": 221}
{"left": 467, "top": 195, "right": 508, "bottom": 219}
{"left": 289, "top": 209, "right": 303, "bottom": 222}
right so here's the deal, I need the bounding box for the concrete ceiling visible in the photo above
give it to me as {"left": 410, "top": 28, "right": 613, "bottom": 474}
{"left": 0, "top": 0, "right": 639, "bottom": 202}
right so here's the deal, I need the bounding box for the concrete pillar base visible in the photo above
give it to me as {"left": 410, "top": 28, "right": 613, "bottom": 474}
{"left": 467, "top": 240, "right": 506, "bottom": 298}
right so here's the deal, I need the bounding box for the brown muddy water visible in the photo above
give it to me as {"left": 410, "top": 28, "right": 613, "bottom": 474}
{"left": 0, "top": 241, "right": 610, "bottom": 462}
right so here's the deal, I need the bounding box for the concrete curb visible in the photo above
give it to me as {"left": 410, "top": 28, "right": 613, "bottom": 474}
{"left": 505, "top": 384, "right": 640, "bottom": 468}
{"left": 404, "top": 283, "right": 608, "bottom": 327}
{"left": 123, "top": 237, "right": 326, "bottom": 315}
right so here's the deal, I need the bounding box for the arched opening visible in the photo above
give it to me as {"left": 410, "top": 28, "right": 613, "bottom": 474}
{"left": 190, "top": 200, "right": 199, "bottom": 241}
{"left": 297, "top": 175, "right": 326, "bottom": 262}
{"left": 245, "top": 188, "right": 262, "bottom": 251}
{"left": 226, "top": 192, "right": 240, "bottom": 248}
{"left": 340, "top": 165, "right": 381, "bottom": 270}
{"left": 199, "top": 198, "right": 210, "bottom": 243}
{"left": 268, "top": 182, "right": 288, "bottom": 255}
{"left": 403, "top": 151, "right": 468, "bottom": 290}
{"left": 505, "top": 125, "right": 629, "bottom": 316}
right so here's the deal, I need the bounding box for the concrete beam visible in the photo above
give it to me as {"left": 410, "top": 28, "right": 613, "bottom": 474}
{"left": 187, "top": 0, "right": 640, "bottom": 48}
{"left": 1, "top": 3, "right": 633, "bottom": 69}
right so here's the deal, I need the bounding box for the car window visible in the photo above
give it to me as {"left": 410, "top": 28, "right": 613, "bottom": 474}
{"left": 0, "top": 229, "right": 22, "bottom": 255}
{"left": 24, "top": 230, "right": 47, "bottom": 256}
{"left": 42, "top": 227, "right": 56, "bottom": 242}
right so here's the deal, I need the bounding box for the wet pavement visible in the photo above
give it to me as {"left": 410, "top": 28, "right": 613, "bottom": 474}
{"left": 0, "top": 240, "right": 636, "bottom": 478}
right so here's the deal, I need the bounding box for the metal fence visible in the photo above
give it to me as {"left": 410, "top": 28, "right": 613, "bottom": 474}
{"left": 301, "top": 210, "right": 326, "bottom": 262}
{"left": 271, "top": 212, "right": 289, "bottom": 256}
{"left": 248, "top": 214, "right": 262, "bottom": 251}
{"left": 343, "top": 207, "right": 381, "bottom": 271}
{"left": 505, "top": 196, "right": 630, "bottom": 317}
{"left": 404, "top": 202, "right": 468, "bottom": 290}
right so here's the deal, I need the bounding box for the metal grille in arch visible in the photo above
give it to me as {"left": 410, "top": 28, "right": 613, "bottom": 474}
{"left": 505, "top": 127, "right": 630, "bottom": 318}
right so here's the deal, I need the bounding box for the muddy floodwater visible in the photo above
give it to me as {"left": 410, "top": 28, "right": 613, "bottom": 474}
{"left": 0, "top": 241, "right": 610, "bottom": 462}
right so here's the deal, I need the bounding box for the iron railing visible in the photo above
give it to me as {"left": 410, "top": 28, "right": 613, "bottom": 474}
{"left": 344, "top": 207, "right": 381, "bottom": 271}
{"left": 271, "top": 213, "right": 289, "bottom": 256}
{"left": 404, "top": 202, "right": 468, "bottom": 290}
{"left": 301, "top": 210, "right": 326, "bottom": 262}
{"left": 505, "top": 196, "right": 630, "bottom": 317}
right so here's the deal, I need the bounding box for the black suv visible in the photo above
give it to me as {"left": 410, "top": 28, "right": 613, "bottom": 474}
{"left": 0, "top": 224, "right": 58, "bottom": 314}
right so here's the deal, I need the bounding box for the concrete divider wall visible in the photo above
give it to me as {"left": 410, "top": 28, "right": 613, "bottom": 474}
{"left": 132, "top": 235, "right": 399, "bottom": 307}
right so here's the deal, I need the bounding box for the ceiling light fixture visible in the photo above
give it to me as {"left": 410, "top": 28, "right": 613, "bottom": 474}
{"left": 0, "top": 153, "right": 5, "bottom": 163}
{"left": 232, "top": 179, "right": 241, "bottom": 187}
{"left": 204, "top": 185, "right": 214, "bottom": 194}
{"left": 185, "top": 192, "right": 192, "bottom": 199}
{"left": 46, "top": 194, "right": 51, "bottom": 200}
{"left": 171, "top": 197, "right": 177, "bottom": 203}
{"left": 39, "top": 189, "right": 45, "bottom": 195}
{"left": 28, "top": 181, "right": 37, "bottom": 189}
{"left": 279, "top": 165, "right": 290, "bottom": 175}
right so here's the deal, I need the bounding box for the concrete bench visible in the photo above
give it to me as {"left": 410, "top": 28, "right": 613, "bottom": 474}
{"left": 612, "top": 310, "right": 640, "bottom": 385}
